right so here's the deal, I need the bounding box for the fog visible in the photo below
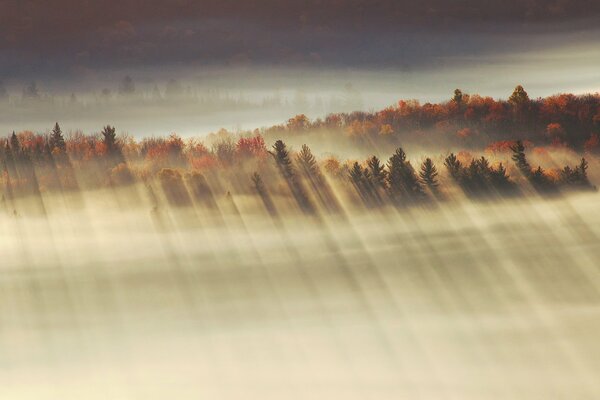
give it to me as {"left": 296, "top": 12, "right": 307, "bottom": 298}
{"left": 1, "top": 26, "right": 599, "bottom": 138}
{"left": 1, "top": 186, "right": 600, "bottom": 399}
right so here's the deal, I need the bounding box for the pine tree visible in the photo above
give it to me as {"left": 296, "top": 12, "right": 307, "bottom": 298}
{"left": 271, "top": 140, "right": 314, "bottom": 213}
{"left": 386, "top": 147, "right": 423, "bottom": 203}
{"left": 349, "top": 162, "right": 364, "bottom": 187}
{"left": 102, "top": 125, "right": 118, "bottom": 154}
{"left": 419, "top": 158, "right": 439, "bottom": 189}
{"left": 489, "top": 163, "right": 513, "bottom": 190}
{"left": 510, "top": 140, "right": 530, "bottom": 176}
{"left": 296, "top": 144, "right": 318, "bottom": 177}
{"left": 578, "top": 158, "right": 589, "bottom": 184}
{"left": 367, "top": 156, "right": 387, "bottom": 189}
{"left": 49, "top": 122, "right": 66, "bottom": 152}
{"left": 10, "top": 132, "right": 20, "bottom": 155}
{"left": 444, "top": 153, "right": 462, "bottom": 180}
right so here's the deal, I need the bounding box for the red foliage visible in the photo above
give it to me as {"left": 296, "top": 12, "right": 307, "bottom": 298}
{"left": 485, "top": 140, "right": 516, "bottom": 155}
{"left": 236, "top": 135, "right": 266, "bottom": 158}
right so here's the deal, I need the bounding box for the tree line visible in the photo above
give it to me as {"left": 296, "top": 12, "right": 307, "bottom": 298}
{"left": 0, "top": 116, "right": 595, "bottom": 215}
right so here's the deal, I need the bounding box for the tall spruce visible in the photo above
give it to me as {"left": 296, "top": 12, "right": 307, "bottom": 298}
{"left": 49, "top": 122, "right": 66, "bottom": 152}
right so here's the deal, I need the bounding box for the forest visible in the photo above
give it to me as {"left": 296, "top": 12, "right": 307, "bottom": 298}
{"left": 1, "top": 86, "right": 598, "bottom": 216}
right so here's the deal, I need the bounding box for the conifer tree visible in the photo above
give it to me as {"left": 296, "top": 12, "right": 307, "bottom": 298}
{"left": 367, "top": 156, "right": 387, "bottom": 190}
{"left": 386, "top": 147, "right": 423, "bottom": 203}
{"left": 510, "top": 140, "right": 530, "bottom": 176}
{"left": 271, "top": 140, "right": 314, "bottom": 213}
{"left": 419, "top": 158, "right": 439, "bottom": 190}
{"left": 444, "top": 153, "right": 462, "bottom": 180}
{"left": 49, "top": 122, "right": 66, "bottom": 152}
{"left": 10, "top": 131, "right": 20, "bottom": 155}
{"left": 102, "top": 125, "right": 118, "bottom": 154}
{"left": 296, "top": 144, "right": 318, "bottom": 177}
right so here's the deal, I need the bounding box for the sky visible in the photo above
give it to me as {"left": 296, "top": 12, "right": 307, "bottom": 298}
{"left": 0, "top": 0, "right": 599, "bottom": 135}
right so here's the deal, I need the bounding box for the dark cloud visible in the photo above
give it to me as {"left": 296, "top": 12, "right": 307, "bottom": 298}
{"left": 1, "top": 0, "right": 599, "bottom": 79}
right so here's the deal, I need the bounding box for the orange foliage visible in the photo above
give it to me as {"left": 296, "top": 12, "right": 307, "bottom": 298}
{"left": 236, "top": 135, "right": 266, "bottom": 158}
{"left": 485, "top": 140, "right": 515, "bottom": 155}
{"left": 190, "top": 154, "right": 217, "bottom": 170}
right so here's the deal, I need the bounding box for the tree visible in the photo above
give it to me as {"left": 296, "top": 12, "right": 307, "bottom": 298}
{"left": 296, "top": 144, "right": 319, "bottom": 177}
{"left": 272, "top": 140, "right": 294, "bottom": 180}
{"left": 444, "top": 153, "right": 462, "bottom": 179}
{"left": 489, "top": 163, "right": 513, "bottom": 191}
{"left": 508, "top": 85, "right": 530, "bottom": 107}
{"left": 419, "top": 158, "right": 439, "bottom": 189}
{"left": 510, "top": 140, "right": 530, "bottom": 176}
{"left": 271, "top": 140, "right": 314, "bottom": 213}
{"left": 578, "top": 158, "right": 589, "bottom": 183}
{"left": 49, "top": 122, "right": 66, "bottom": 152}
{"left": 349, "top": 162, "right": 364, "bottom": 187}
{"left": 453, "top": 89, "right": 464, "bottom": 104}
{"left": 367, "top": 156, "right": 387, "bottom": 189}
{"left": 10, "top": 132, "right": 20, "bottom": 154}
{"left": 386, "top": 147, "right": 423, "bottom": 203}
{"left": 101, "top": 125, "right": 118, "bottom": 154}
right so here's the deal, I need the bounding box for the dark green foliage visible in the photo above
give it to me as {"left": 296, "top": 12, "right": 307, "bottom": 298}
{"left": 296, "top": 144, "right": 342, "bottom": 213}
{"left": 49, "top": 122, "right": 66, "bottom": 152}
{"left": 560, "top": 158, "right": 592, "bottom": 189}
{"left": 445, "top": 154, "right": 517, "bottom": 197}
{"left": 386, "top": 147, "right": 424, "bottom": 204}
{"left": 419, "top": 158, "right": 439, "bottom": 189}
{"left": 10, "top": 132, "right": 20, "bottom": 155}
{"left": 510, "top": 140, "right": 530, "bottom": 176}
{"left": 444, "top": 153, "right": 462, "bottom": 179}
{"left": 102, "top": 125, "right": 118, "bottom": 154}
{"left": 272, "top": 140, "right": 294, "bottom": 179}
{"left": 367, "top": 156, "right": 387, "bottom": 190}
{"left": 271, "top": 140, "right": 314, "bottom": 214}
{"left": 296, "top": 144, "right": 318, "bottom": 176}
{"left": 510, "top": 139, "right": 558, "bottom": 193}
{"left": 348, "top": 161, "right": 379, "bottom": 207}
{"left": 453, "top": 89, "right": 464, "bottom": 104}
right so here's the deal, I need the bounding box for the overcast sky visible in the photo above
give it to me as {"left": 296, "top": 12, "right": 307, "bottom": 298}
{"left": 1, "top": 0, "right": 599, "bottom": 79}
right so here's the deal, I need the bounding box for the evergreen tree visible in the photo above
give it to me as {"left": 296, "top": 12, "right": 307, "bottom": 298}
{"left": 419, "top": 158, "right": 439, "bottom": 189}
{"left": 489, "top": 163, "right": 514, "bottom": 191}
{"left": 367, "top": 156, "right": 387, "bottom": 189}
{"left": 10, "top": 132, "right": 20, "bottom": 155}
{"left": 271, "top": 140, "right": 314, "bottom": 213}
{"left": 272, "top": 140, "right": 294, "bottom": 180}
{"left": 296, "top": 144, "right": 319, "bottom": 177}
{"left": 102, "top": 125, "right": 118, "bottom": 154}
{"left": 578, "top": 158, "right": 589, "bottom": 184}
{"left": 453, "top": 89, "right": 463, "bottom": 104}
{"left": 444, "top": 153, "right": 462, "bottom": 179}
{"left": 386, "top": 147, "right": 423, "bottom": 203}
{"left": 349, "top": 162, "right": 364, "bottom": 187}
{"left": 49, "top": 122, "right": 66, "bottom": 152}
{"left": 510, "top": 140, "right": 530, "bottom": 176}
